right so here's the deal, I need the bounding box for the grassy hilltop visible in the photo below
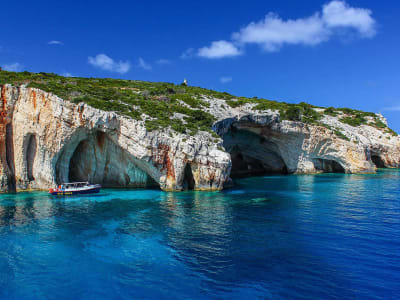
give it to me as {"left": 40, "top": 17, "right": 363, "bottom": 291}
{"left": 0, "top": 70, "right": 397, "bottom": 137}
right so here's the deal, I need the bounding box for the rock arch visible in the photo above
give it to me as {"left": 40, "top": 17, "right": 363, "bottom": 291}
{"left": 222, "top": 127, "right": 288, "bottom": 177}
{"left": 55, "top": 130, "right": 159, "bottom": 188}
{"left": 312, "top": 158, "right": 345, "bottom": 173}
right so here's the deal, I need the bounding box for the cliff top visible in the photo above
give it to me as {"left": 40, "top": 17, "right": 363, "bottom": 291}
{"left": 0, "top": 70, "right": 397, "bottom": 137}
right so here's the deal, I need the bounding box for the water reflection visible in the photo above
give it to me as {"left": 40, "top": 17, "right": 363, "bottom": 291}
{"left": 0, "top": 170, "right": 399, "bottom": 299}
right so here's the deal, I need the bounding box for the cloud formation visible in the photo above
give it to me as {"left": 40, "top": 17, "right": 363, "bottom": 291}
{"left": 322, "top": 0, "right": 376, "bottom": 37}
{"left": 2, "top": 63, "right": 23, "bottom": 72}
{"left": 198, "top": 1, "right": 376, "bottom": 57}
{"left": 88, "top": 54, "right": 131, "bottom": 74}
{"left": 233, "top": 13, "right": 329, "bottom": 52}
{"left": 48, "top": 40, "right": 63, "bottom": 45}
{"left": 198, "top": 40, "right": 242, "bottom": 59}
{"left": 220, "top": 76, "right": 233, "bottom": 83}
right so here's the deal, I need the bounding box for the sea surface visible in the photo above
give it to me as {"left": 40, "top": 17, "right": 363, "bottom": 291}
{"left": 0, "top": 170, "right": 399, "bottom": 300}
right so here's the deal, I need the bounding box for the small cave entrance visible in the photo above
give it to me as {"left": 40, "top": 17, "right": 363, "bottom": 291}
{"left": 68, "top": 139, "right": 90, "bottom": 182}
{"left": 5, "top": 124, "right": 16, "bottom": 191}
{"left": 25, "top": 134, "right": 37, "bottom": 181}
{"left": 371, "top": 155, "right": 386, "bottom": 168}
{"left": 59, "top": 131, "right": 159, "bottom": 188}
{"left": 223, "top": 128, "right": 288, "bottom": 178}
{"left": 313, "top": 159, "right": 345, "bottom": 173}
{"left": 230, "top": 151, "right": 288, "bottom": 177}
{"left": 183, "top": 164, "right": 195, "bottom": 190}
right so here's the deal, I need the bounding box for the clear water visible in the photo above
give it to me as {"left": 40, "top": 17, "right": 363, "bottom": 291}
{"left": 0, "top": 170, "right": 399, "bottom": 300}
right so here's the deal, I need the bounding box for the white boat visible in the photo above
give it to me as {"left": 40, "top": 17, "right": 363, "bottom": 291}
{"left": 49, "top": 182, "right": 101, "bottom": 195}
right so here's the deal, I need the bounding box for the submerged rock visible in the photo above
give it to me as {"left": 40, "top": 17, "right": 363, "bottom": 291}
{"left": 0, "top": 82, "right": 399, "bottom": 192}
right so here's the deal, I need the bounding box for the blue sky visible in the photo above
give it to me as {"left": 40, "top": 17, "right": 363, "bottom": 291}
{"left": 1, "top": 0, "right": 399, "bottom": 131}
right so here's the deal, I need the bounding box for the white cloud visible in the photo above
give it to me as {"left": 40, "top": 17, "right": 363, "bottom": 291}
{"left": 181, "top": 48, "right": 195, "bottom": 59}
{"left": 198, "top": 1, "right": 376, "bottom": 57}
{"left": 2, "top": 63, "right": 23, "bottom": 72}
{"left": 88, "top": 54, "right": 131, "bottom": 74}
{"left": 62, "top": 72, "right": 73, "bottom": 77}
{"left": 48, "top": 40, "right": 63, "bottom": 45}
{"left": 156, "top": 59, "right": 171, "bottom": 65}
{"left": 220, "top": 76, "right": 232, "bottom": 83}
{"left": 198, "top": 40, "right": 242, "bottom": 58}
{"left": 233, "top": 13, "right": 328, "bottom": 52}
{"left": 138, "top": 57, "right": 152, "bottom": 70}
{"left": 322, "top": 1, "right": 376, "bottom": 37}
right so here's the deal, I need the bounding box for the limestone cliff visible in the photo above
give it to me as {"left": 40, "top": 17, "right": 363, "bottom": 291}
{"left": 0, "top": 85, "right": 230, "bottom": 192}
{"left": 0, "top": 80, "right": 399, "bottom": 193}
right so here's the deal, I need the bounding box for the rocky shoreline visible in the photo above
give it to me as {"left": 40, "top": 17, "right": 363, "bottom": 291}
{"left": 1, "top": 83, "right": 399, "bottom": 192}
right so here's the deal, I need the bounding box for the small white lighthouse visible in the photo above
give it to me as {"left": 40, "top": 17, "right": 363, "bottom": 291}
{"left": 182, "top": 78, "right": 188, "bottom": 86}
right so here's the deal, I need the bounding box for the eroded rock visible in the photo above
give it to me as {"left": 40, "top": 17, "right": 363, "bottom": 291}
{"left": 0, "top": 84, "right": 399, "bottom": 193}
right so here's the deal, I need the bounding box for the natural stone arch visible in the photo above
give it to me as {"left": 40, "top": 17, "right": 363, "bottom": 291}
{"left": 312, "top": 158, "right": 345, "bottom": 173}
{"left": 24, "top": 134, "right": 37, "bottom": 181}
{"left": 222, "top": 127, "right": 288, "bottom": 178}
{"left": 54, "top": 128, "right": 89, "bottom": 184}
{"left": 56, "top": 130, "right": 159, "bottom": 188}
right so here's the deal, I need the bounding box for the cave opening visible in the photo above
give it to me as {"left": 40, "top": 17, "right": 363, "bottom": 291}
{"left": 63, "top": 132, "right": 159, "bottom": 188}
{"left": 68, "top": 139, "right": 90, "bottom": 183}
{"left": 313, "top": 159, "right": 345, "bottom": 173}
{"left": 371, "top": 155, "right": 385, "bottom": 168}
{"left": 223, "top": 128, "right": 288, "bottom": 178}
{"left": 5, "top": 124, "right": 16, "bottom": 191}
{"left": 183, "top": 164, "right": 195, "bottom": 190}
{"left": 25, "top": 134, "right": 37, "bottom": 181}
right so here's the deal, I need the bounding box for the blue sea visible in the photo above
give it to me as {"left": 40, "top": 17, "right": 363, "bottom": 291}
{"left": 0, "top": 170, "right": 399, "bottom": 299}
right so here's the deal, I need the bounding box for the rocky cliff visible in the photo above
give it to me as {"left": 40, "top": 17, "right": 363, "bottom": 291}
{"left": 0, "top": 73, "right": 399, "bottom": 193}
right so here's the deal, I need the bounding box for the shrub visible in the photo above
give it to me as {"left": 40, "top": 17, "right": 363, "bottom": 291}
{"left": 324, "top": 107, "right": 338, "bottom": 116}
{"left": 334, "top": 130, "right": 350, "bottom": 141}
{"left": 283, "top": 106, "right": 303, "bottom": 121}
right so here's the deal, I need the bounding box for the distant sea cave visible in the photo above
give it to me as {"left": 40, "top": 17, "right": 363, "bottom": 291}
{"left": 222, "top": 128, "right": 288, "bottom": 178}
{"left": 182, "top": 164, "right": 195, "bottom": 190}
{"left": 371, "top": 155, "right": 386, "bottom": 168}
{"left": 313, "top": 158, "right": 345, "bottom": 173}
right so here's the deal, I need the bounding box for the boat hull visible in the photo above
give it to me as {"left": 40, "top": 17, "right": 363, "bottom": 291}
{"left": 50, "top": 187, "right": 101, "bottom": 196}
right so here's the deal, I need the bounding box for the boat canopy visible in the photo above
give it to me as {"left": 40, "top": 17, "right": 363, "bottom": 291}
{"left": 61, "top": 182, "right": 90, "bottom": 187}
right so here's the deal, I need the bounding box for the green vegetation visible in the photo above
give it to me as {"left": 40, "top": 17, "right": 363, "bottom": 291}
{"left": 334, "top": 130, "right": 350, "bottom": 141}
{"left": 0, "top": 70, "right": 397, "bottom": 137}
{"left": 0, "top": 70, "right": 218, "bottom": 135}
{"left": 324, "top": 107, "right": 339, "bottom": 116}
{"left": 340, "top": 115, "right": 368, "bottom": 127}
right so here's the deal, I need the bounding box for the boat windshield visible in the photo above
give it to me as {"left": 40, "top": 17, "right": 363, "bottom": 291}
{"left": 62, "top": 182, "right": 90, "bottom": 188}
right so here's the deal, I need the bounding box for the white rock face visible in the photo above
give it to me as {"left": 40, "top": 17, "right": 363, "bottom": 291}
{"left": 210, "top": 97, "right": 400, "bottom": 174}
{"left": 0, "top": 85, "right": 231, "bottom": 192}
{"left": 0, "top": 84, "right": 399, "bottom": 192}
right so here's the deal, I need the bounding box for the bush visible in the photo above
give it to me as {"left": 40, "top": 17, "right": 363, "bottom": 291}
{"left": 334, "top": 130, "right": 350, "bottom": 141}
{"left": 324, "top": 107, "right": 338, "bottom": 116}
{"left": 283, "top": 106, "right": 303, "bottom": 121}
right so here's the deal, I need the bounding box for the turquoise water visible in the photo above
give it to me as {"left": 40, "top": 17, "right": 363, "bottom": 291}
{"left": 0, "top": 170, "right": 399, "bottom": 299}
